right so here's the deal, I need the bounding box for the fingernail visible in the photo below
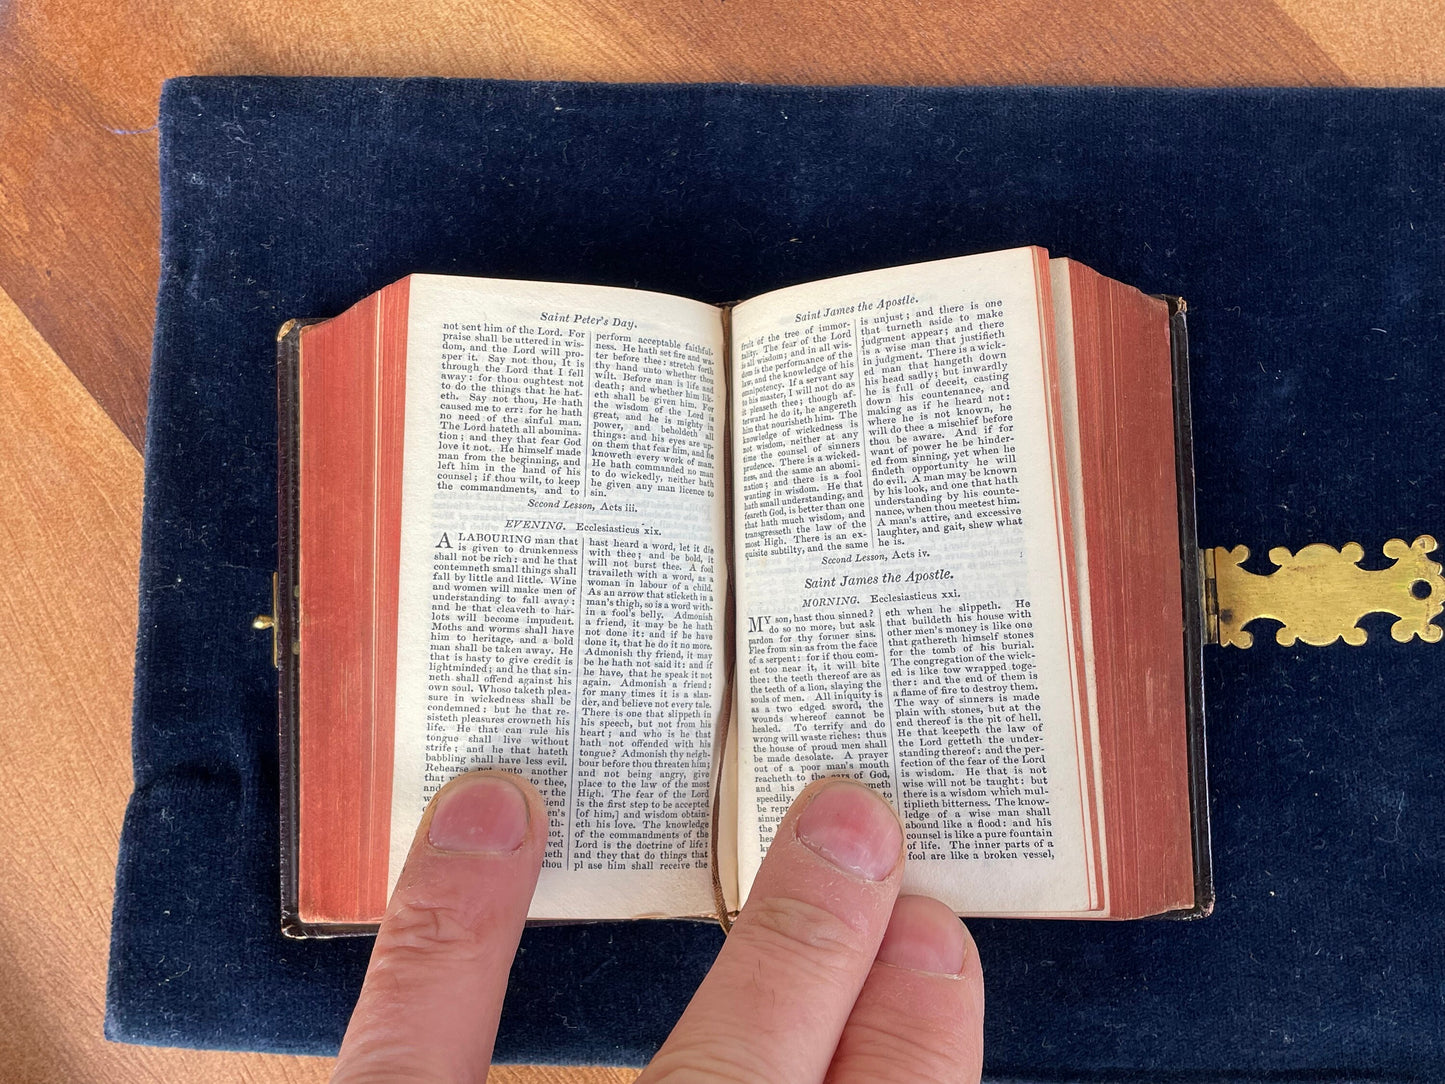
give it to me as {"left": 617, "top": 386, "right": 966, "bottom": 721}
{"left": 427, "top": 774, "right": 530, "bottom": 853}
{"left": 876, "top": 895, "right": 969, "bottom": 976}
{"left": 795, "top": 779, "right": 902, "bottom": 881}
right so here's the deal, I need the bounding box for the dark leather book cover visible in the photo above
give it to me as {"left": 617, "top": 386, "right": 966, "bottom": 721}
{"left": 109, "top": 79, "right": 1445, "bottom": 1078}
{"left": 1163, "top": 300, "right": 1214, "bottom": 923}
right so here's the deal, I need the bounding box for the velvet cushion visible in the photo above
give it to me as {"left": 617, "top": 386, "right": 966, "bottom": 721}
{"left": 107, "top": 78, "right": 1445, "bottom": 1079}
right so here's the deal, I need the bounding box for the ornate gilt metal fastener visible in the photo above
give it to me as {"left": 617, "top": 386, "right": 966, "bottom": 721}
{"left": 253, "top": 571, "right": 280, "bottom": 668}
{"left": 1204, "top": 536, "right": 1444, "bottom": 648}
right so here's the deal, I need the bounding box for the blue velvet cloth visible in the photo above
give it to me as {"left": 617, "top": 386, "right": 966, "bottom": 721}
{"left": 107, "top": 79, "right": 1445, "bottom": 1079}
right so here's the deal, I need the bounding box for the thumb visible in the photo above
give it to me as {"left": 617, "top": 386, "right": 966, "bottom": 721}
{"left": 333, "top": 770, "right": 548, "bottom": 1083}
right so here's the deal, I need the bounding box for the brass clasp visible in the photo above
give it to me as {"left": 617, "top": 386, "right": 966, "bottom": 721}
{"left": 253, "top": 572, "right": 280, "bottom": 669}
{"left": 1203, "top": 535, "right": 1444, "bottom": 648}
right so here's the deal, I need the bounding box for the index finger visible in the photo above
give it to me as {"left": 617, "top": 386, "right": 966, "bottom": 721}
{"left": 332, "top": 771, "right": 548, "bottom": 1082}
{"left": 641, "top": 778, "right": 905, "bottom": 1083}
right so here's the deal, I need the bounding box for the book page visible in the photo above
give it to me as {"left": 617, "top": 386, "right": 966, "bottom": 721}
{"left": 732, "top": 249, "right": 1095, "bottom": 915}
{"left": 389, "top": 275, "right": 728, "bottom": 920}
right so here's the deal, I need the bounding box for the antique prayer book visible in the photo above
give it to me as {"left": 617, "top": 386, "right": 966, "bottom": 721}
{"left": 270, "top": 246, "right": 1210, "bottom": 935}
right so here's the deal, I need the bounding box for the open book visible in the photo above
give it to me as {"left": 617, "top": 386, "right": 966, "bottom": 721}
{"left": 273, "top": 247, "right": 1210, "bottom": 935}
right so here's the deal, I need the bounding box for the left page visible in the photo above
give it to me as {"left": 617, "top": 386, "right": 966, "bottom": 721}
{"left": 389, "top": 275, "right": 728, "bottom": 919}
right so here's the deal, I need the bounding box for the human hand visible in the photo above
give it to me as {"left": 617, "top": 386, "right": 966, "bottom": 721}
{"left": 332, "top": 771, "right": 984, "bottom": 1082}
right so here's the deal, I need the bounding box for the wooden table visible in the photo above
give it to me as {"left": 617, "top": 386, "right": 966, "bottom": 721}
{"left": 2, "top": 2, "right": 1439, "bottom": 1079}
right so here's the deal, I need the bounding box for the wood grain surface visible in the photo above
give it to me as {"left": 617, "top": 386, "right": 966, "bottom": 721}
{"left": 2, "top": 1, "right": 1443, "bottom": 1080}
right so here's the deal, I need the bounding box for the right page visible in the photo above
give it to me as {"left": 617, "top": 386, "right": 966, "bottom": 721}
{"left": 731, "top": 248, "right": 1098, "bottom": 915}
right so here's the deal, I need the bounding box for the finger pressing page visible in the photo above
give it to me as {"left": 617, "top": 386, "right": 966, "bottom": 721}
{"left": 332, "top": 771, "right": 548, "bottom": 1084}
{"left": 825, "top": 896, "right": 985, "bottom": 1084}
{"left": 641, "top": 778, "right": 905, "bottom": 1084}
